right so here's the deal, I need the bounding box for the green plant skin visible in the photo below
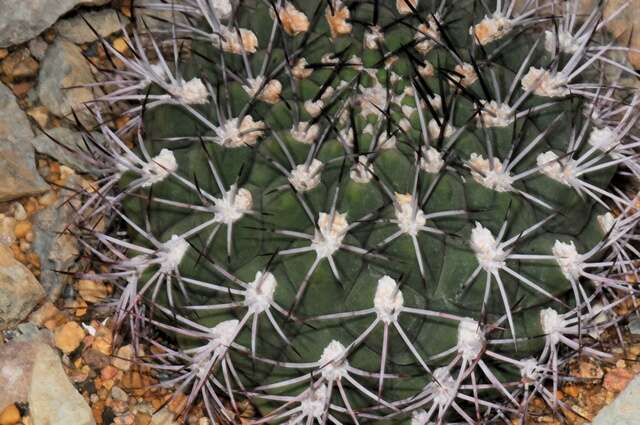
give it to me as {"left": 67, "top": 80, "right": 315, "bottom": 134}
{"left": 121, "top": 0, "right": 616, "bottom": 420}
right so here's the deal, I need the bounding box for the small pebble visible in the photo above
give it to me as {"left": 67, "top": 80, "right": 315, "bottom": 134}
{"left": 0, "top": 403, "right": 20, "bottom": 425}
{"left": 11, "top": 203, "right": 27, "bottom": 221}
{"left": 13, "top": 220, "right": 32, "bottom": 239}
{"left": 113, "top": 37, "right": 129, "bottom": 53}
{"left": 603, "top": 367, "right": 634, "bottom": 392}
{"left": 112, "top": 386, "right": 129, "bottom": 402}
{"left": 112, "top": 344, "right": 134, "bottom": 371}
{"left": 77, "top": 279, "right": 109, "bottom": 303}
{"left": 54, "top": 321, "right": 86, "bottom": 354}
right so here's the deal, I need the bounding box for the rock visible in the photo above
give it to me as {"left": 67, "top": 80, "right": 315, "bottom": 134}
{"left": 53, "top": 321, "right": 85, "bottom": 354}
{"left": 0, "top": 49, "right": 39, "bottom": 80}
{"left": 28, "top": 38, "right": 48, "bottom": 61}
{"left": 0, "top": 403, "right": 20, "bottom": 425}
{"left": 0, "top": 82, "right": 50, "bottom": 202}
{"left": 0, "top": 340, "right": 45, "bottom": 411}
{"left": 77, "top": 279, "right": 108, "bottom": 303}
{"left": 111, "top": 386, "right": 128, "bottom": 402}
{"left": 112, "top": 344, "right": 134, "bottom": 371}
{"left": 31, "top": 127, "right": 95, "bottom": 172}
{"left": 603, "top": 367, "right": 635, "bottom": 393}
{"left": 29, "top": 343, "right": 96, "bottom": 425}
{"left": 32, "top": 174, "right": 82, "bottom": 299}
{"left": 592, "top": 374, "right": 640, "bottom": 425}
{"left": 0, "top": 245, "right": 45, "bottom": 331}
{"left": 0, "top": 215, "right": 16, "bottom": 246}
{"left": 37, "top": 39, "right": 96, "bottom": 126}
{"left": 0, "top": 0, "right": 111, "bottom": 48}
{"left": 151, "top": 408, "right": 179, "bottom": 425}
{"left": 629, "top": 317, "right": 640, "bottom": 335}
{"left": 55, "top": 9, "right": 127, "bottom": 44}
{"left": 27, "top": 106, "right": 49, "bottom": 128}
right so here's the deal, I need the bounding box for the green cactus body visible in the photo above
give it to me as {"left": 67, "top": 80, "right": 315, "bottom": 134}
{"left": 109, "top": 0, "right": 632, "bottom": 423}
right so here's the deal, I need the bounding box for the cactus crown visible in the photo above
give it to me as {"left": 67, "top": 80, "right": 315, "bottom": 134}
{"left": 86, "top": 0, "right": 640, "bottom": 423}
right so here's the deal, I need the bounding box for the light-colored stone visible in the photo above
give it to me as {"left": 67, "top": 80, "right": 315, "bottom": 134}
{"left": 28, "top": 38, "right": 48, "bottom": 61}
{"left": 592, "top": 374, "right": 640, "bottom": 425}
{"left": 31, "top": 127, "right": 96, "bottom": 171}
{"left": 0, "top": 245, "right": 45, "bottom": 331}
{"left": 0, "top": 82, "right": 50, "bottom": 202}
{"left": 0, "top": 339, "right": 49, "bottom": 411}
{"left": 37, "top": 39, "right": 96, "bottom": 126}
{"left": 53, "top": 321, "right": 85, "bottom": 354}
{"left": 55, "top": 9, "right": 127, "bottom": 44}
{"left": 28, "top": 343, "right": 96, "bottom": 425}
{"left": 112, "top": 344, "right": 134, "bottom": 371}
{"left": 77, "top": 279, "right": 108, "bottom": 303}
{"left": 150, "top": 408, "right": 179, "bottom": 425}
{"left": 0, "top": 0, "right": 110, "bottom": 47}
{"left": 32, "top": 174, "right": 82, "bottom": 299}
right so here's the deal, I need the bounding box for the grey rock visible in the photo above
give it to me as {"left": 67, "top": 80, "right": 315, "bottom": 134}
{"left": 28, "top": 37, "right": 49, "bottom": 60}
{"left": 32, "top": 127, "right": 98, "bottom": 172}
{"left": 628, "top": 317, "right": 640, "bottom": 335}
{"left": 0, "top": 0, "right": 111, "bottom": 48}
{"left": 37, "top": 39, "right": 97, "bottom": 126}
{"left": 0, "top": 82, "right": 50, "bottom": 202}
{"left": 0, "top": 340, "right": 45, "bottom": 411}
{"left": 0, "top": 245, "right": 45, "bottom": 331}
{"left": 29, "top": 343, "right": 96, "bottom": 425}
{"left": 591, "top": 375, "right": 640, "bottom": 425}
{"left": 32, "top": 174, "right": 82, "bottom": 300}
{"left": 56, "top": 9, "right": 127, "bottom": 44}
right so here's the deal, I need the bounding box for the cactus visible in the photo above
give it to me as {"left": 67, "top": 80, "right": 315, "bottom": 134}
{"left": 82, "top": 0, "right": 640, "bottom": 423}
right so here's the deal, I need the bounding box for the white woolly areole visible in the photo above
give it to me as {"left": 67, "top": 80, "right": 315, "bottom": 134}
{"left": 431, "top": 367, "right": 457, "bottom": 407}
{"left": 350, "top": 155, "right": 373, "bottom": 183}
{"left": 467, "top": 153, "right": 513, "bottom": 192}
{"left": 597, "top": 212, "right": 616, "bottom": 233}
{"left": 325, "top": 0, "right": 352, "bottom": 38}
{"left": 318, "top": 340, "right": 348, "bottom": 381}
{"left": 299, "top": 384, "right": 329, "bottom": 420}
{"left": 536, "top": 151, "right": 577, "bottom": 186}
{"left": 544, "top": 30, "right": 586, "bottom": 54}
{"left": 471, "top": 14, "right": 513, "bottom": 45}
{"left": 521, "top": 67, "right": 569, "bottom": 98}
{"left": 552, "top": 240, "right": 583, "bottom": 280}
{"left": 428, "top": 119, "right": 454, "bottom": 139}
{"left": 243, "top": 77, "right": 282, "bottom": 104}
{"left": 411, "top": 410, "right": 433, "bottom": 425}
{"left": 159, "top": 235, "right": 189, "bottom": 272}
{"left": 588, "top": 127, "right": 619, "bottom": 151}
{"left": 214, "top": 116, "right": 265, "bottom": 148}
{"left": 364, "top": 25, "right": 384, "bottom": 49}
{"left": 520, "top": 358, "right": 541, "bottom": 381}
{"left": 451, "top": 63, "right": 478, "bottom": 87}
{"left": 374, "top": 275, "right": 404, "bottom": 323}
{"left": 457, "top": 318, "right": 485, "bottom": 361}
{"left": 419, "top": 146, "right": 444, "bottom": 174}
{"left": 470, "top": 222, "right": 506, "bottom": 272}
{"left": 289, "top": 159, "right": 323, "bottom": 192}
{"left": 290, "top": 121, "right": 320, "bottom": 144}
{"left": 169, "top": 78, "right": 209, "bottom": 104}
{"left": 292, "top": 58, "right": 313, "bottom": 79}
{"left": 274, "top": 2, "right": 310, "bottom": 36}
{"left": 211, "top": 0, "right": 232, "bottom": 19}
{"left": 414, "top": 15, "right": 440, "bottom": 54}
{"left": 540, "top": 307, "right": 565, "bottom": 345}
{"left": 304, "top": 99, "right": 324, "bottom": 117}
{"left": 141, "top": 149, "right": 178, "bottom": 187}
{"left": 213, "top": 187, "right": 253, "bottom": 224}
{"left": 245, "top": 271, "right": 277, "bottom": 314}
{"left": 359, "top": 83, "right": 388, "bottom": 117}
{"left": 394, "top": 193, "right": 426, "bottom": 236}
{"left": 476, "top": 100, "right": 513, "bottom": 128}
{"left": 207, "top": 319, "right": 239, "bottom": 358}
{"left": 214, "top": 27, "right": 258, "bottom": 54}
{"left": 312, "top": 212, "right": 348, "bottom": 258}
{"left": 419, "top": 61, "right": 435, "bottom": 78}
{"left": 397, "top": 0, "right": 418, "bottom": 14}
